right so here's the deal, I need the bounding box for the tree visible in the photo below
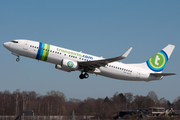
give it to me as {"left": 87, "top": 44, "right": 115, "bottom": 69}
{"left": 77, "top": 97, "right": 95, "bottom": 116}
{"left": 124, "top": 92, "right": 133, "bottom": 109}
{"left": 147, "top": 91, "right": 158, "bottom": 105}
{"left": 104, "top": 96, "right": 110, "bottom": 102}
{"left": 131, "top": 95, "right": 155, "bottom": 109}
{"left": 13, "top": 89, "right": 20, "bottom": 115}
{"left": 173, "top": 96, "right": 180, "bottom": 110}
{"left": 69, "top": 98, "right": 81, "bottom": 103}
{"left": 46, "top": 90, "right": 66, "bottom": 102}
{"left": 124, "top": 92, "right": 133, "bottom": 103}
{"left": 158, "top": 97, "right": 169, "bottom": 108}
{"left": 112, "top": 92, "right": 127, "bottom": 115}
{"left": 46, "top": 90, "right": 67, "bottom": 115}
{"left": 94, "top": 98, "right": 112, "bottom": 119}
{"left": 119, "top": 93, "right": 126, "bottom": 103}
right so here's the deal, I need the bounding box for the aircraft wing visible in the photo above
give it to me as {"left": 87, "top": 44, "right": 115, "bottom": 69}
{"left": 78, "top": 47, "right": 132, "bottom": 70}
{"left": 150, "top": 73, "right": 176, "bottom": 77}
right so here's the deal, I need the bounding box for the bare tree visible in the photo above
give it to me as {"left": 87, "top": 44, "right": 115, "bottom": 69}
{"left": 124, "top": 92, "right": 133, "bottom": 109}
{"left": 131, "top": 95, "right": 155, "bottom": 109}
{"left": 1, "top": 89, "right": 180, "bottom": 119}
{"left": 173, "top": 96, "right": 180, "bottom": 110}
{"left": 158, "top": 97, "right": 169, "bottom": 109}
{"left": 13, "top": 89, "right": 20, "bottom": 115}
{"left": 147, "top": 91, "right": 158, "bottom": 105}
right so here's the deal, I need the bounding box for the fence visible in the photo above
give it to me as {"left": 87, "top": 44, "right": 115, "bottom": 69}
{"left": 0, "top": 116, "right": 93, "bottom": 120}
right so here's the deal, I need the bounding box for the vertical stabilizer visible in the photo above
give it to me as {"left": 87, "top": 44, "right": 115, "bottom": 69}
{"left": 146, "top": 44, "right": 175, "bottom": 72}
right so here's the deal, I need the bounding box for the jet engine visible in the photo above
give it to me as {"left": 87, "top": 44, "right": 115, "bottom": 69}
{"left": 55, "top": 59, "right": 79, "bottom": 72}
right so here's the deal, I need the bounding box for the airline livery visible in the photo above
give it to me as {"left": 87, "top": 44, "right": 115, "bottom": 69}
{"left": 3, "top": 39, "right": 176, "bottom": 81}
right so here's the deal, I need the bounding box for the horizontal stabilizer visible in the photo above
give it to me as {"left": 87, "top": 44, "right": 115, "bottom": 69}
{"left": 150, "top": 73, "right": 176, "bottom": 77}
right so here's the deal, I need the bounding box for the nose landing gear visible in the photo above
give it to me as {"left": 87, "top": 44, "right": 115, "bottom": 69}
{"left": 79, "top": 72, "right": 89, "bottom": 79}
{"left": 11, "top": 53, "right": 20, "bottom": 62}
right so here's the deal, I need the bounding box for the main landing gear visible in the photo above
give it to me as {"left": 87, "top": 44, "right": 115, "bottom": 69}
{"left": 79, "top": 72, "right": 89, "bottom": 79}
{"left": 16, "top": 57, "right": 20, "bottom": 62}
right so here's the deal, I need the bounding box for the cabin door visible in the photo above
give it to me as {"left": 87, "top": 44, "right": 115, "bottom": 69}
{"left": 23, "top": 41, "right": 29, "bottom": 50}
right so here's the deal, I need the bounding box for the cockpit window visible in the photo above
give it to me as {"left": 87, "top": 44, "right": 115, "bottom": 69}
{"left": 11, "top": 40, "right": 18, "bottom": 43}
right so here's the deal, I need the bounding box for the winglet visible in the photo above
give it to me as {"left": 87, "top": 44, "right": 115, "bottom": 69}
{"left": 122, "top": 47, "right": 133, "bottom": 58}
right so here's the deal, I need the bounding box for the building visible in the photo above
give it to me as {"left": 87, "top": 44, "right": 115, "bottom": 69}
{"left": 149, "top": 107, "right": 165, "bottom": 116}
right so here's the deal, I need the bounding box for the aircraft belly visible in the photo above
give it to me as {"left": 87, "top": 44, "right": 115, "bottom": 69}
{"left": 27, "top": 48, "right": 37, "bottom": 59}
{"left": 99, "top": 67, "right": 136, "bottom": 81}
{"left": 46, "top": 54, "right": 62, "bottom": 64}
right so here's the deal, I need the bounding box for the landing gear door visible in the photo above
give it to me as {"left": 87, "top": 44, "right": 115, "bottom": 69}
{"left": 23, "top": 41, "right": 29, "bottom": 50}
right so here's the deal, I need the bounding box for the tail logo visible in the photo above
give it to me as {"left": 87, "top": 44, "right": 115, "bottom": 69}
{"left": 146, "top": 50, "right": 168, "bottom": 72}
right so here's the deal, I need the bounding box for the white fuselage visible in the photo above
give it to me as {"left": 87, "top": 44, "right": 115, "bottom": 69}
{"left": 3, "top": 39, "right": 161, "bottom": 81}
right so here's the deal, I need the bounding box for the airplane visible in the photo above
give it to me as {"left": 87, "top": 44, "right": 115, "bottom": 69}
{"left": 3, "top": 39, "right": 176, "bottom": 81}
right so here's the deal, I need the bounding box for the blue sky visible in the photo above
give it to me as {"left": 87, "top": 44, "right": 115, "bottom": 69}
{"left": 1, "top": 1, "right": 180, "bottom": 103}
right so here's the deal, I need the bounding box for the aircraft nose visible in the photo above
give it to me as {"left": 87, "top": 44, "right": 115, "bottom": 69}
{"left": 3, "top": 42, "right": 10, "bottom": 49}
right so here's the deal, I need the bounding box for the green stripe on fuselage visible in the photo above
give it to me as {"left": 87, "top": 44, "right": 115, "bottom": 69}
{"left": 44, "top": 44, "right": 50, "bottom": 61}
{"left": 41, "top": 43, "right": 50, "bottom": 61}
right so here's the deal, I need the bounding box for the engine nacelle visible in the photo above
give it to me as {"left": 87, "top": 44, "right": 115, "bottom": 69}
{"left": 55, "top": 59, "right": 79, "bottom": 72}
